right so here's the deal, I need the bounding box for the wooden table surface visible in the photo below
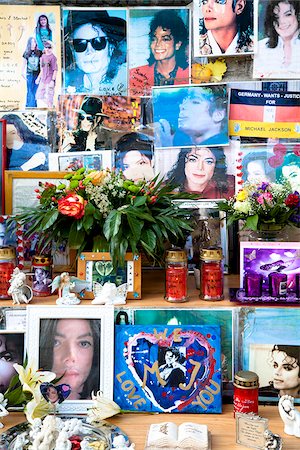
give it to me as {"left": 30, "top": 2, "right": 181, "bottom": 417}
{"left": 1, "top": 405, "right": 299, "bottom": 449}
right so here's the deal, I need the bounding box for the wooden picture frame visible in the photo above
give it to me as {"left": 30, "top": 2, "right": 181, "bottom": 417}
{"left": 26, "top": 305, "right": 114, "bottom": 414}
{"left": 77, "top": 252, "right": 142, "bottom": 300}
{"left": 0, "top": 120, "right": 6, "bottom": 215}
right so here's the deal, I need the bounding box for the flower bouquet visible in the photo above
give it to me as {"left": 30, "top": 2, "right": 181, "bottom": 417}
{"left": 15, "top": 169, "right": 194, "bottom": 268}
{"left": 218, "top": 181, "right": 300, "bottom": 231}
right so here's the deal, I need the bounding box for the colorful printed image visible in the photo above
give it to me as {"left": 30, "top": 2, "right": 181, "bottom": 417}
{"left": 58, "top": 94, "right": 141, "bottom": 152}
{"left": 114, "top": 325, "right": 222, "bottom": 413}
{"left": 0, "top": 333, "right": 24, "bottom": 394}
{"left": 253, "top": 0, "right": 300, "bottom": 79}
{"left": 240, "top": 241, "right": 300, "bottom": 293}
{"left": 115, "top": 131, "right": 154, "bottom": 182}
{"left": 239, "top": 307, "right": 300, "bottom": 404}
{"left": 0, "top": 5, "right": 61, "bottom": 110}
{"left": 90, "top": 260, "right": 127, "bottom": 286}
{"left": 193, "top": 0, "right": 254, "bottom": 57}
{"left": 129, "top": 8, "right": 190, "bottom": 96}
{"left": 155, "top": 144, "right": 235, "bottom": 199}
{"left": 153, "top": 85, "right": 229, "bottom": 149}
{"left": 236, "top": 144, "right": 300, "bottom": 192}
{"left": 49, "top": 150, "right": 113, "bottom": 172}
{"left": 0, "top": 111, "right": 51, "bottom": 171}
{"left": 63, "top": 8, "right": 127, "bottom": 96}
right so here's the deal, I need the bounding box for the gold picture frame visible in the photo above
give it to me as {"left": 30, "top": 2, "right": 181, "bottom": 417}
{"left": 77, "top": 252, "right": 142, "bottom": 300}
{"left": 4, "top": 170, "right": 75, "bottom": 272}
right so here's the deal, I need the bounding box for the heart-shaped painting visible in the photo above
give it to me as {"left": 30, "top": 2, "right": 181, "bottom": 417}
{"left": 40, "top": 382, "right": 71, "bottom": 404}
{"left": 95, "top": 261, "right": 114, "bottom": 277}
{"left": 114, "top": 325, "right": 222, "bottom": 413}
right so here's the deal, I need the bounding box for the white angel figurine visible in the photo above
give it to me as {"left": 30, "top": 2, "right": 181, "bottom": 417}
{"left": 8, "top": 267, "right": 33, "bottom": 305}
{"left": 50, "top": 272, "right": 91, "bottom": 305}
{"left": 92, "top": 282, "right": 127, "bottom": 305}
{"left": 112, "top": 435, "right": 135, "bottom": 449}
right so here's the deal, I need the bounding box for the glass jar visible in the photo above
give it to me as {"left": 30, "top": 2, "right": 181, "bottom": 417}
{"left": 0, "top": 247, "right": 17, "bottom": 299}
{"left": 199, "top": 247, "right": 224, "bottom": 301}
{"left": 233, "top": 370, "right": 259, "bottom": 417}
{"left": 32, "top": 255, "right": 53, "bottom": 297}
{"left": 165, "top": 249, "right": 188, "bottom": 303}
{"left": 268, "top": 272, "right": 287, "bottom": 298}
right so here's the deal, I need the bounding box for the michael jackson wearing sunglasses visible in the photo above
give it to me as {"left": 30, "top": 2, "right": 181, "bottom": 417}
{"left": 63, "top": 10, "right": 127, "bottom": 96}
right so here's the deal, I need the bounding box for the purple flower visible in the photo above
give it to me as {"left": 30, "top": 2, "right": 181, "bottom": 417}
{"left": 260, "top": 182, "right": 269, "bottom": 191}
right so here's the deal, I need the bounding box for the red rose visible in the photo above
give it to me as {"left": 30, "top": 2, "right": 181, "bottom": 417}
{"left": 58, "top": 194, "right": 86, "bottom": 219}
{"left": 285, "top": 193, "right": 300, "bottom": 208}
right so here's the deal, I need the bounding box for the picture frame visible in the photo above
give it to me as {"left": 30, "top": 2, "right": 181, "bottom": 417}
{"left": 77, "top": 252, "right": 142, "bottom": 300}
{"left": 0, "top": 119, "right": 6, "bottom": 215}
{"left": 238, "top": 307, "right": 300, "bottom": 404}
{"left": 114, "top": 324, "right": 222, "bottom": 413}
{"left": 26, "top": 305, "right": 114, "bottom": 414}
{"left": 0, "top": 330, "right": 25, "bottom": 396}
{"left": 4, "top": 171, "right": 68, "bottom": 215}
{"left": 174, "top": 200, "right": 229, "bottom": 273}
{"left": 48, "top": 150, "right": 113, "bottom": 172}
{"left": 240, "top": 241, "right": 300, "bottom": 298}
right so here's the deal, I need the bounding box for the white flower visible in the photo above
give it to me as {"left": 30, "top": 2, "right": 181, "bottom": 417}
{"left": 233, "top": 199, "right": 252, "bottom": 214}
{"left": 13, "top": 361, "right": 56, "bottom": 398}
{"left": 86, "top": 391, "right": 121, "bottom": 423}
{"left": 25, "top": 391, "right": 54, "bottom": 424}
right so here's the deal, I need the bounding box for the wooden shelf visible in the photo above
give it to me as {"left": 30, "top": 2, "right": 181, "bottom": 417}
{"left": 3, "top": 405, "right": 300, "bottom": 449}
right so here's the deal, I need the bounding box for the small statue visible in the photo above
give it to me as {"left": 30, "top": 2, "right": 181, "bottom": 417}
{"left": 263, "top": 429, "right": 282, "bottom": 450}
{"left": 92, "top": 282, "right": 127, "bottom": 305}
{"left": 8, "top": 267, "right": 33, "bottom": 305}
{"left": 112, "top": 435, "right": 135, "bottom": 449}
{"left": 50, "top": 272, "right": 90, "bottom": 305}
{"left": 13, "top": 432, "right": 28, "bottom": 450}
{"left": 278, "top": 394, "right": 300, "bottom": 438}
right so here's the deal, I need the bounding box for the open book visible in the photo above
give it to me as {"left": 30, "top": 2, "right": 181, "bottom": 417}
{"left": 145, "top": 422, "right": 209, "bottom": 450}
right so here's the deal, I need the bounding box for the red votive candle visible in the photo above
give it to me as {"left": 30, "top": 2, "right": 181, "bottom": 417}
{"left": 0, "top": 247, "right": 17, "bottom": 299}
{"left": 244, "top": 271, "right": 263, "bottom": 297}
{"left": 200, "top": 247, "right": 224, "bottom": 301}
{"left": 233, "top": 370, "right": 259, "bottom": 417}
{"left": 165, "top": 249, "right": 188, "bottom": 302}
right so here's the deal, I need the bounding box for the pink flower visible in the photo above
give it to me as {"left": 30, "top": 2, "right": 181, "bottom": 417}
{"left": 256, "top": 192, "right": 273, "bottom": 204}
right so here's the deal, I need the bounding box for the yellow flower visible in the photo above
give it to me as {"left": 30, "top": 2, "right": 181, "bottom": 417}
{"left": 87, "top": 170, "right": 109, "bottom": 186}
{"left": 236, "top": 189, "right": 248, "bottom": 201}
{"left": 13, "top": 362, "right": 56, "bottom": 397}
{"left": 86, "top": 391, "right": 121, "bottom": 423}
{"left": 207, "top": 58, "right": 227, "bottom": 81}
{"left": 25, "top": 391, "right": 54, "bottom": 424}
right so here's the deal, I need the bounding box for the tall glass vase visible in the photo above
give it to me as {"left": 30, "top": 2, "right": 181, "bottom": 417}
{"left": 247, "top": 224, "right": 289, "bottom": 242}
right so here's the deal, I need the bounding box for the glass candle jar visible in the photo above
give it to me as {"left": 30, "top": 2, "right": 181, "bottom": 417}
{"left": 0, "top": 247, "right": 17, "bottom": 299}
{"left": 233, "top": 370, "right": 259, "bottom": 417}
{"left": 296, "top": 273, "right": 300, "bottom": 298}
{"left": 165, "top": 249, "right": 188, "bottom": 303}
{"left": 244, "top": 271, "right": 263, "bottom": 297}
{"left": 32, "top": 255, "right": 53, "bottom": 297}
{"left": 199, "top": 247, "right": 224, "bottom": 301}
{"left": 268, "top": 272, "right": 287, "bottom": 297}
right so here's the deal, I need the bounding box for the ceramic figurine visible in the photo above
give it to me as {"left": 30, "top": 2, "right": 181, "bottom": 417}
{"left": 278, "top": 395, "right": 300, "bottom": 438}
{"left": 0, "top": 394, "right": 8, "bottom": 429}
{"left": 92, "top": 281, "right": 127, "bottom": 305}
{"left": 112, "top": 435, "right": 135, "bottom": 449}
{"left": 50, "top": 272, "right": 90, "bottom": 305}
{"left": 263, "top": 429, "right": 282, "bottom": 449}
{"left": 8, "top": 267, "right": 33, "bottom": 305}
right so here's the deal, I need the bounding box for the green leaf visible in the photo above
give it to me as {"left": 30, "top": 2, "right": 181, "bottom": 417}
{"left": 133, "top": 196, "right": 147, "bottom": 207}
{"left": 40, "top": 210, "right": 59, "bottom": 230}
{"left": 245, "top": 214, "right": 259, "bottom": 231}
{"left": 69, "top": 221, "right": 86, "bottom": 248}
{"left": 127, "top": 214, "right": 143, "bottom": 242}
{"left": 103, "top": 210, "right": 122, "bottom": 240}
{"left": 141, "top": 229, "right": 157, "bottom": 252}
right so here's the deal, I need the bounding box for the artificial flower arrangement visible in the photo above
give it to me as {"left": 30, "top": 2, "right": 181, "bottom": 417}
{"left": 218, "top": 181, "right": 300, "bottom": 231}
{"left": 15, "top": 169, "right": 193, "bottom": 268}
